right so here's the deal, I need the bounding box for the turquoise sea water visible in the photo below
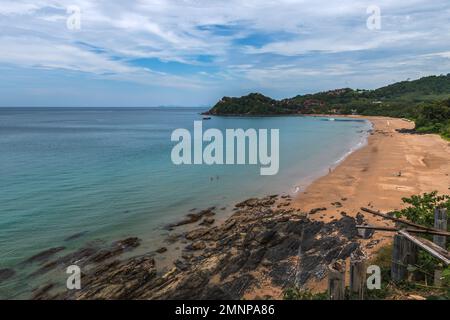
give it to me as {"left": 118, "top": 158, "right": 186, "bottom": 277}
{"left": 0, "top": 107, "right": 371, "bottom": 298}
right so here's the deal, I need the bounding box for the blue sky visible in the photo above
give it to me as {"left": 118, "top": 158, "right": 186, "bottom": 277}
{"left": 1, "top": 0, "right": 450, "bottom": 107}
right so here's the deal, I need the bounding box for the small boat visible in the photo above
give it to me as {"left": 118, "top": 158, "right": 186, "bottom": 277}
{"left": 202, "top": 116, "right": 212, "bottom": 120}
{"left": 328, "top": 118, "right": 335, "bottom": 121}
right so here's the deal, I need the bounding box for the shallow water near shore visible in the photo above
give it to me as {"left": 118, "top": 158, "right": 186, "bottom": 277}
{"left": 0, "top": 107, "right": 371, "bottom": 298}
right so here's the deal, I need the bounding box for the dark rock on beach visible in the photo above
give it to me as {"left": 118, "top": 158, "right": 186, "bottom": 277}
{"left": 85, "top": 237, "right": 141, "bottom": 263}
{"left": 200, "top": 217, "right": 215, "bottom": 226}
{"left": 174, "top": 259, "right": 190, "bottom": 271}
{"left": 185, "top": 228, "right": 210, "bottom": 241}
{"left": 308, "top": 207, "right": 327, "bottom": 215}
{"left": 186, "top": 241, "right": 206, "bottom": 251}
{"left": 23, "top": 246, "right": 66, "bottom": 264}
{"left": 328, "top": 215, "right": 358, "bottom": 239}
{"left": 331, "top": 201, "right": 343, "bottom": 208}
{"left": 156, "top": 247, "right": 168, "bottom": 254}
{"left": 55, "top": 256, "right": 158, "bottom": 300}
{"left": 356, "top": 212, "right": 365, "bottom": 224}
{"left": 31, "top": 283, "right": 56, "bottom": 300}
{"left": 64, "top": 231, "right": 88, "bottom": 242}
{"left": 165, "top": 207, "right": 216, "bottom": 229}
{"left": 165, "top": 233, "right": 182, "bottom": 244}
{"left": 235, "top": 197, "right": 275, "bottom": 208}
{"left": 37, "top": 195, "right": 362, "bottom": 300}
{"left": 0, "top": 268, "right": 15, "bottom": 283}
{"left": 30, "top": 246, "right": 98, "bottom": 278}
{"left": 29, "top": 237, "right": 141, "bottom": 278}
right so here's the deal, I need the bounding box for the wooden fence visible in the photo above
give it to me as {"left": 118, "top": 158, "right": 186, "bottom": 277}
{"left": 327, "top": 207, "right": 448, "bottom": 300}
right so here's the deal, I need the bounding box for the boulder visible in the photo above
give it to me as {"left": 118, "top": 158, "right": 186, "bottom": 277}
{"left": 186, "top": 241, "right": 206, "bottom": 251}
{"left": 185, "top": 228, "right": 210, "bottom": 241}
{"left": 156, "top": 247, "right": 168, "bottom": 254}
{"left": 200, "top": 217, "right": 215, "bottom": 226}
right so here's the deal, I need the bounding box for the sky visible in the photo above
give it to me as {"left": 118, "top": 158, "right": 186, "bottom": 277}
{"left": 1, "top": 0, "right": 450, "bottom": 107}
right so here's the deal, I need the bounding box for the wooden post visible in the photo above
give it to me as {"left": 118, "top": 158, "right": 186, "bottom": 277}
{"left": 434, "top": 264, "right": 443, "bottom": 287}
{"left": 328, "top": 260, "right": 346, "bottom": 300}
{"left": 356, "top": 225, "right": 450, "bottom": 237}
{"left": 361, "top": 207, "right": 450, "bottom": 234}
{"left": 399, "top": 230, "right": 449, "bottom": 265}
{"left": 391, "top": 234, "right": 418, "bottom": 282}
{"left": 433, "top": 208, "right": 447, "bottom": 286}
{"left": 350, "top": 252, "right": 366, "bottom": 300}
{"left": 433, "top": 208, "right": 447, "bottom": 249}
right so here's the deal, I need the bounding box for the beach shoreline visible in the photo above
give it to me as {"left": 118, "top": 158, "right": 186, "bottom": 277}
{"left": 12, "top": 115, "right": 450, "bottom": 300}
{"left": 290, "top": 115, "right": 450, "bottom": 291}
{"left": 0, "top": 113, "right": 372, "bottom": 299}
{"left": 293, "top": 115, "right": 450, "bottom": 220}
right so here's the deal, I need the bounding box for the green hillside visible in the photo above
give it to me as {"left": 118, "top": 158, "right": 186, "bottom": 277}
{"left": 206, "top": 74, "right": 450, "bottom": 139}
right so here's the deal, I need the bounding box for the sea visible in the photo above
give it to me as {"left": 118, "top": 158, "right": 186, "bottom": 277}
{"left": 0, "top": 107, "right": 372, "bottom": 298}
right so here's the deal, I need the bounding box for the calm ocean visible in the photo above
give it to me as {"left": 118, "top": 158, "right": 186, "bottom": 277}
{"left": 0, "top": 107, "right": 371, "bottom": 298}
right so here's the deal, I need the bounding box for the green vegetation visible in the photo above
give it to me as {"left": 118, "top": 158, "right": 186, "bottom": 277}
{"left": 356, "top": 241, "right": 449, "bottom": 300}
{"left": 364, "top": 243, "right": 450, "bottom": 300}
{"left": 364, "top": 245, "right": 392, "bottom": 300}
{"left": 362, "top": 192, "right": 449, "bottom": 299}
{"left": 207, "top": 74, "right": 450, "bottom": 139}
{"left": 208, "top": 93, "right": 289, "bottom": 115}
{"left": 393, "top": 191, "right": 450, "bottom": 228}
{"left": 414, "top": 99, "right": 450, "bottom": 139}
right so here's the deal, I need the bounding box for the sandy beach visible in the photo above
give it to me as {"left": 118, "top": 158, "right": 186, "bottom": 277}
{"left": 291, "top": 116, "right": 450, "bottom": 290}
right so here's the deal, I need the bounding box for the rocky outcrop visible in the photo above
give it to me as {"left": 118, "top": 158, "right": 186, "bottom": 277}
{"left": 165, "top": 208, "right": 216, "bottom": 229}
{"left": 23, "top": 247, "right": 66, "bottom": 264}
{"left": 44, "top": 195, "right": 360, "bottom": 300}
{"left": 29, "top": 237, "right": 140, "bottom": 278}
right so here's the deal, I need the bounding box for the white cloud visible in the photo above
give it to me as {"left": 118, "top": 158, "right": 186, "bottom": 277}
{"left": 1, "top": 0, "right": 450, "bottom": 102}
{"left": 422, "top": 51, "right": 450, "bottom": 59}
{"left": 0, "top": 36, "right": 139, "bottom": 74}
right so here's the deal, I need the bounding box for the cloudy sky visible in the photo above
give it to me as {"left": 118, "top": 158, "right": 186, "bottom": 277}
{"left": 1, "top": 0, "right": 450, "bottom": 107}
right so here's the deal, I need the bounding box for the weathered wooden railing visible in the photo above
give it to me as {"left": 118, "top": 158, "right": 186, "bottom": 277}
{"left": 327, "top": 207, "right": 448, "bottom": 299}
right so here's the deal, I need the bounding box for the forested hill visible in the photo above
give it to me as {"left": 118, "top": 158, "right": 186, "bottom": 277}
{"left": 206, "top": 74, "right": 450, "bottom": 118}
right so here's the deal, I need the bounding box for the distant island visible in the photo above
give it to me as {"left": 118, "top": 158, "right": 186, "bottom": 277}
{"left": 206, "top": 74, "right": 450, "bottom": 139}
